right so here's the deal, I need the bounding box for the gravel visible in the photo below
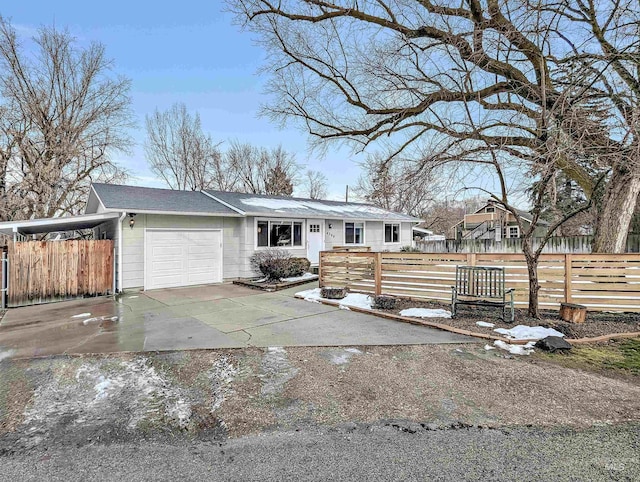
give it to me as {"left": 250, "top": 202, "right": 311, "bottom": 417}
{"left": 386, "top": 298, "right": 640, "bottom": 338}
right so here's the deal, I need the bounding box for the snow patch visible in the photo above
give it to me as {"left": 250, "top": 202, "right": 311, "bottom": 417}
{"left": 399, "top": 308, "right": 452, "bottom": 318}
{"left": 296, "top": 288, "right": 372, "bottom": 310}
{"left": 83, "top": 316, "right": 119, "bottom": 326}
{"left": 71, "top": 312, "right": 91, "bottom": 318}
{"left": 127, "top": 296, "right": 139, "bottom": 299}
{"left": 281, "top": 272, "right": 318, "bottom": 282}
{"left": 494, "top": 340, "right": 536, "bottom": 355}
{"left": 494, "top": 325, "right": 565, "bottom": 340}
{"left": 484, "top": 345, "right": 496, "bottom": 351}
{"left": 0, "top": 349, "right": 15, "bottom": 362}
{"left": 476, "top": 321, "right": 495, "bottom": 328}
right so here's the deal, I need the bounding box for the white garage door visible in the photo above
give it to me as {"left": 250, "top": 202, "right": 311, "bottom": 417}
{"left": 145, "top": 229, "right": 222, "bottom": 290}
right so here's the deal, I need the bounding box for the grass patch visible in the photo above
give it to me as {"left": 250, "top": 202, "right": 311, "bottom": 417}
{"left": 539, "top": 338, "right": 640, "bottom": 376}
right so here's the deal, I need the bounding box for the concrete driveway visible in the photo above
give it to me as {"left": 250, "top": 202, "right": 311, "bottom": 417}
{"left": 0, "top": 282, "right": 474, "bottom": 358}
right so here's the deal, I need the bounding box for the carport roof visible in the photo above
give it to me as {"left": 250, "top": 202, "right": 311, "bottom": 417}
{"left": 90, "top": 183, "right": 240, "bottom": 216}
{"left": 0, "top": 212, "right": 121, "bottom": 236}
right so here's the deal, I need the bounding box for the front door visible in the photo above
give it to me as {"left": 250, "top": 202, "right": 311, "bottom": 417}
{"left": 307, "top": 222, "right": 323, "bottom": 265}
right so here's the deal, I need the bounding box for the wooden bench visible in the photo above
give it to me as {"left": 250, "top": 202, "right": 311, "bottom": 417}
{"left": 452, "top": 266, "right": 515, "bottom": 322}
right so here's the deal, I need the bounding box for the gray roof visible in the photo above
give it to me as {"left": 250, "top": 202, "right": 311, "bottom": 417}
{"left": 205, "top": 190, "right": 419, "bottom": 221}
{"left": 91, "top": 183, "right": 240, "bottom": 215}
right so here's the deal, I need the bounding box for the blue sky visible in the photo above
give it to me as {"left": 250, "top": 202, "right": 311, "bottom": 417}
{"left": 2, "top": 1, "right": 365, "bottom": 200}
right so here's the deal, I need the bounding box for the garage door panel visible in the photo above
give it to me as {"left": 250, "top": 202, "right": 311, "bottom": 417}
{"left": 145, "top": 229, "right": 222, "bottom": 290}
{"left": 151, "top": 246, "right": 183, "bottom": 257}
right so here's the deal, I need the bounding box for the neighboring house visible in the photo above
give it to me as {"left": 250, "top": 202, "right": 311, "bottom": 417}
{"left": 412, "top": 226, "right": 446, "bottom": 241}
{"left": 452, "top": 200, "right": 547, "bottom": 241}
{"left": 0, "top": 183, "right": 419, "bottom": 292}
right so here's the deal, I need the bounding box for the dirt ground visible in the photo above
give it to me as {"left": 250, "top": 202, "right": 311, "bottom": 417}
{"left": 384, "top": 298, "right": 640, "bottom": 339}
{"left": 1, "top": 344, "right": 639, "bottom": 453}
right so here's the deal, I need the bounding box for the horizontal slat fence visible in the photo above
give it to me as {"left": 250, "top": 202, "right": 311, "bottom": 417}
{"left": 415, "top": 234, "right": 640, "bottom": 254}
{"left": 319, "top": 251, "right": 640, "bottom": 312}
{"left": 8, "top": 240, "right": 114, "bottom": 307}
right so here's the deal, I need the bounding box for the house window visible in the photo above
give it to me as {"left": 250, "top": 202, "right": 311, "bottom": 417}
{"left": 509, "top": 226, "right": 519, "bottom": 238}
{"left": 309, "top": 224, "right": 320, "bottom": 233}
{"left": 345, "top": 222, "right": 364, "bottom": 244}
{"left": 384, "top": 223, "right": 400, "bottom": 243}
{"left": 257, "top": 220, "right": 303, "bottom": 248}
{"left": 486, "top": 207, "right": 495, "bottom": 213}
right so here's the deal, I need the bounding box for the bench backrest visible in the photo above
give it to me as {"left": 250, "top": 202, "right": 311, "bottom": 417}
{"left": 455, "top": 266, "right": 505, "bottom": 299}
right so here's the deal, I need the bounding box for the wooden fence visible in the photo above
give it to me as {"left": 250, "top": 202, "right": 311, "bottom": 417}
{"left": 7, "top": 240, "right": 114, "bottom": 307}
{"left": 415, "top": 234, "right": 640, "bottom": 254}
{"left": 319, "top": 251, "right": 640, "bottom": 312}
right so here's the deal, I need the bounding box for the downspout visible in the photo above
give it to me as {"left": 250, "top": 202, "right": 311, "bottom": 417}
{"left": 117, "top": 211, "right": 126, "bottom": 293}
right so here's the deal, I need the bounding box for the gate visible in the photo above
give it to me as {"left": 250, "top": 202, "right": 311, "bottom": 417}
{"left": 7, "top": 240, "right": 114, "bottom": 307}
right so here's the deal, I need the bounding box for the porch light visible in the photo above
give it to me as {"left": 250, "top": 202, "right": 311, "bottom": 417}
{"left": 129, "top": 213, "right": 136, "bottom": 229}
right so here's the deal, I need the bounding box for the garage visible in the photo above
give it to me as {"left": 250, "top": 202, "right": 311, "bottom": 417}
{"left": 145, "top": 229, "right": 223, "bottom": 290}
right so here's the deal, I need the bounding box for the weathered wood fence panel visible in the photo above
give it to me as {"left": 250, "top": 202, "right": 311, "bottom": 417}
{"left": 8, "top": 240, "right": 114, "bottom": 307}
{"left": 320, "top": 251, "right": 640, "bottom": 312}
{"left": 415, "top": 234, "right": 640, "bottom": 254}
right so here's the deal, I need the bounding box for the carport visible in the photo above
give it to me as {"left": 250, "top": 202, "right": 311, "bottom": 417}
{"left": 0, "top": 212, "right": 121, "bottom": 307}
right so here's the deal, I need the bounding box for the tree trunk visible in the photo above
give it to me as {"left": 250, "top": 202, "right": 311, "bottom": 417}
{"left": 522, "top": 239, "right": 540, "bottom": 318}
{"left": 592, "top": 165, "right": 640, "bottom": 253}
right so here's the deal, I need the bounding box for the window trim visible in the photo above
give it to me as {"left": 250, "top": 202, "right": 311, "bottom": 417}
{"left": 508, "top": 225, "right": 520, "bottom": 238}
{"left": 383, "top": 222, "right": 401, "bottom": 244}
{"left": 255, "top": 218, "right": 305, "bottom": 249}
{"left": 344, "top": 220, "right": 366, "bottom": 245}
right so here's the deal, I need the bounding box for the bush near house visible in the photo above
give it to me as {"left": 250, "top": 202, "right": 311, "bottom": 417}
{"left": 250, "top": 249, "right": 311, "bottom": 281}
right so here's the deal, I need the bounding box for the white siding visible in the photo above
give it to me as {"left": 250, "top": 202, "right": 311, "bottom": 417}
{"left": 120, "top": 214, "right": 245, "bottom": 289}
{"left": 324, "top": 220, "right": 414, "bottom": 252}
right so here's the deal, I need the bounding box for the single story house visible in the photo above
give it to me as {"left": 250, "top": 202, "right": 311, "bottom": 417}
{"left": 0, "top": 183, "right": 419, "bottom": 292}
{"left": 452, "top": 199, "right": 548, "bottom": 241}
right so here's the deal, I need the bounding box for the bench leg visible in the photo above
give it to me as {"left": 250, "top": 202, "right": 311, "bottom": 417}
{"left": 510, "top": 291, "right": 515, "bottom": 323}
{"left": 451, "top": 287, "right": 457, "bottom": 318}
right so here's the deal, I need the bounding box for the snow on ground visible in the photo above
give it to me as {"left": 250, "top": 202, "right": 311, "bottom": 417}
{"left": 295, "top": 288, "right": 373, "bottom": 310}
{"left": 399, "top": 308, "right": 452, "bottom": 319}
{"left": 484, "top": 345, "right": 496, "bottom": 351}
{"left": 82, "top": 316, "right": 119, "bottom": 326}
{"left": 324, "top": 347, "right": 363, "bottom": 365}
{"left": 476, "top": 321, "right": 495, "bottom": 328}
{"left": 494, "top": 340, "right": 536, "bottom": 355}
{"left": 0, "top": 349, "right": 15, "bottom": 362}
{"left": 282, "top": 272, "right": 318, "bottom": 282}
{"left": 71, "top": 312, "right": 91, "bottom": 318}
{"left": 494, "top": 325, "right": 565, "bottom": 340}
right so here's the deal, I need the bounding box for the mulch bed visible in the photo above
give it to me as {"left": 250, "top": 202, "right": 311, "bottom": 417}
{"left": 380, "top": 298, "right": 640, "bottom": 340}
{"left": 233, "top": 275, "right": 318, "bottom": 292}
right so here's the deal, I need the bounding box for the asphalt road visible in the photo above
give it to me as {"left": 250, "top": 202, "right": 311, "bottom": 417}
{"left": 1, "top": 422, "right": 638, "bottom": 481}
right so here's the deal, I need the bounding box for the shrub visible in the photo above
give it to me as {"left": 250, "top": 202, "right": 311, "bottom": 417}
{"left": 249, "top": 249, "right": 311, "bottom": 281}
{"left": 400, "top": 245, "right": 422, "bottom": 252}
{"left": 289, "top": 257, "right": 311, "bottom": 277}
{"left": 373, "top": 295, "right": 397, "bottom": 310}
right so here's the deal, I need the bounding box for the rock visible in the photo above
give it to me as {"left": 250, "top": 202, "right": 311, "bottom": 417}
{"left": 321, "top": 286, "right": 348, "bottom": 299}
{"left": 535, "top": 336, "right": 572, "bottom": 352}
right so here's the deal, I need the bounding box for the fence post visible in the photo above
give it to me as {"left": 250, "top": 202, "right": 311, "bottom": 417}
{"left": 467, "top": 253, "right": 477, "bottom": 266}
{"left": 564, "top": 254, "right": 572, "bottom": 303}
{"left": 374, "top": 252, "right": 382, "bottom": 296}
{"left": 318, "top": 252, "right": 324, "bottom": 288}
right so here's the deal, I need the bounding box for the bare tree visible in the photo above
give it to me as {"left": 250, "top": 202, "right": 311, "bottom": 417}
{"left": 225, "top": 141, "right": 299, "bottom": 195}
{"left": 301, "top": 169, "right": 328, "bottom": 199}
{"left": 356, "top": 154, "right": 437, "bottom": 217}
{"left": 145, "top": 103, "right": 234, "bottom": 191}
{"left": 421, "top": 198, "right": 484, "bottom": 237}
{"left": 0, "top": 18, "right": 133, "bottom": 220}
{"left": 230, "top": 0, "right": 639, "bottom": 253}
